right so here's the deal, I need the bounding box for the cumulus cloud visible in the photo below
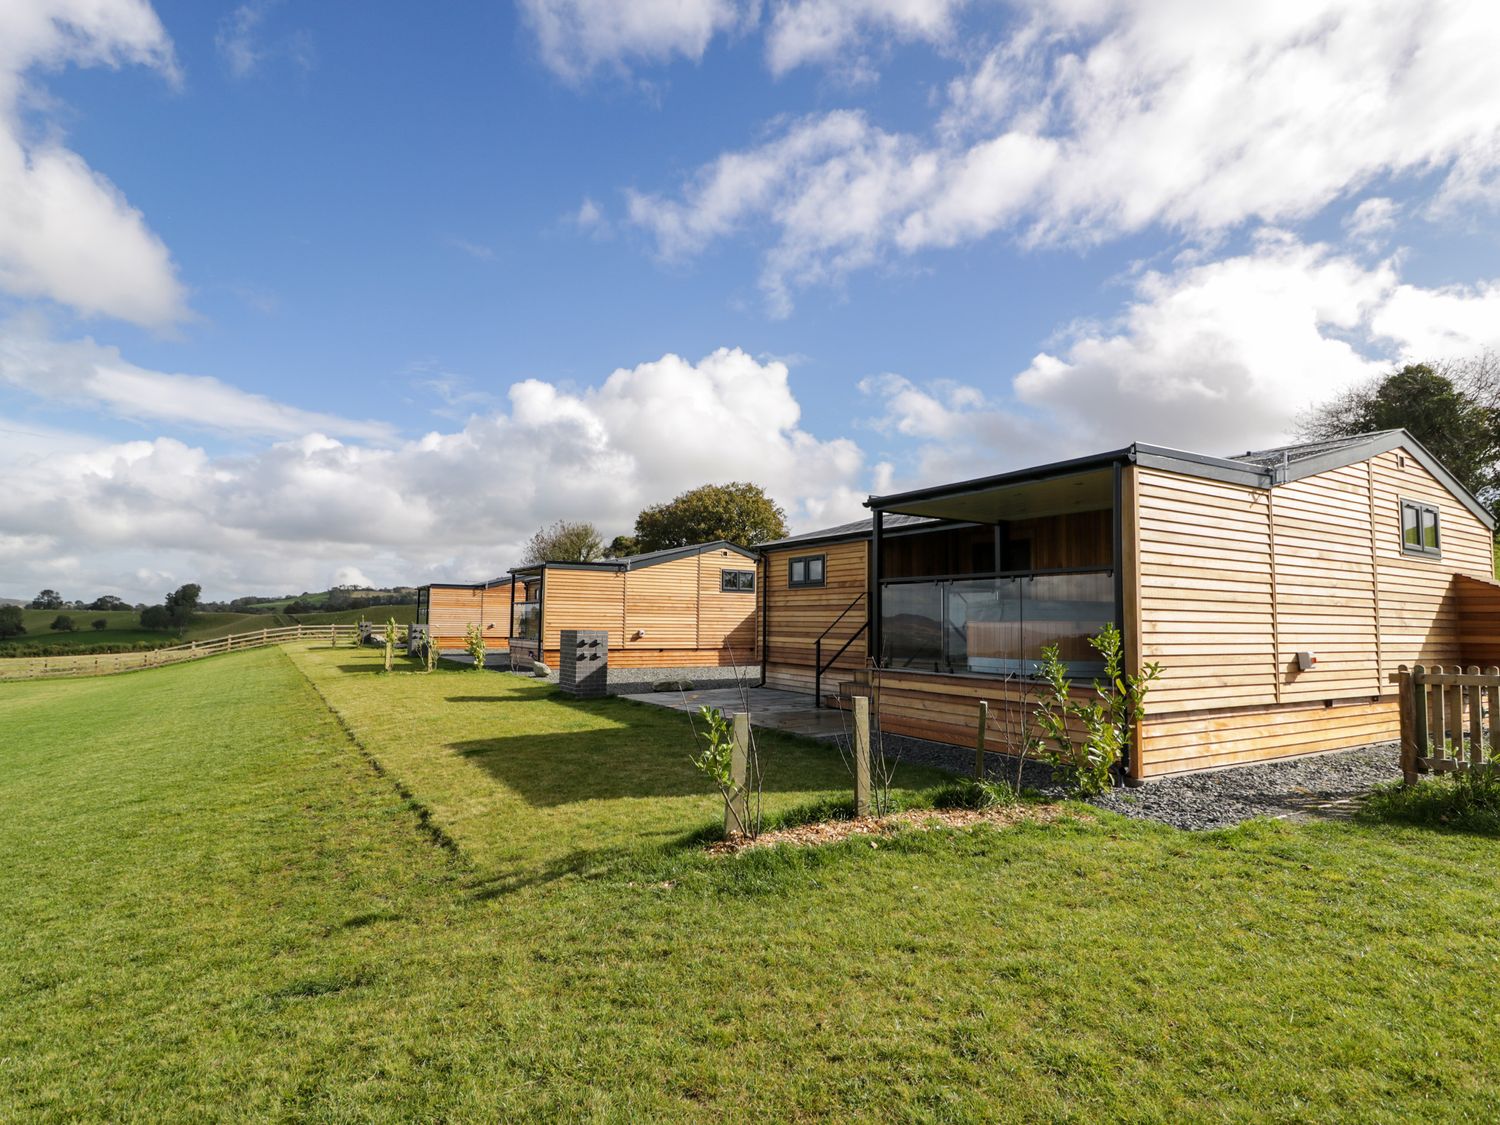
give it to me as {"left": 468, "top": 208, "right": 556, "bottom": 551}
{"left": 518, "top": 0, "right": 746, "bottom": 82}
{"left": 0, "top": 0, "right": 187, "bottom": 327}
{"left": 520, "top": 0, "right": 969, "bottom": 81}
{"left": 0, "top": 348, "right": 871, "bottom": 601}
{"left": 0, "top": 319, "right": 393, "bottom": 440}
{"left": 630, "top": 0, "right": 1500, "bottom": 313}
{"left": 859, "top": 232, "right": 1500, "bottom": 492}
{"left": 766, "top": 0, "right": 969, "bottom": 75}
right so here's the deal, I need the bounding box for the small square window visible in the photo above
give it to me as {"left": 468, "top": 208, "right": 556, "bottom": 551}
{"left": 1401, "top": 499, "right": 1441, "bottom": 557}
{"left": 788, "top": 554, "right": 826, "bottom": 588}
{"left": 721, "top": 569, "right": 755, "bottom": 592}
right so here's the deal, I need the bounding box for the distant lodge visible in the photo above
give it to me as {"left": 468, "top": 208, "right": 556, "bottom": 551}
{"left": 418, "top": 429, "right": 1500, "bottom": 779}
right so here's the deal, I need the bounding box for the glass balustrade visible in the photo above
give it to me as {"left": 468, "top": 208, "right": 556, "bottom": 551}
{"left": 880, "top": 570, "right": 1115, "bottom": 676}
{"left": 512, "top": 601, "right": 540, "bottom": 641}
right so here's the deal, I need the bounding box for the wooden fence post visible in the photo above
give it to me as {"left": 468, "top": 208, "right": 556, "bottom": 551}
{"left": 1488, "top": 669, "right": 1500, "bottom": 768}
{"left": 854, "top": 695, "right": 871, "bottom": 817}
{"left": 726, "top": 712, "right": 750, "bottom": 836}
{"left": 975, "top": 700, "right": 988, "bottom": 780}
{"left": 1427, "top": 665, "right": 1443, "bottom": 770}
{"left": 1398, "top": 666, "right": 1416, "bottom": 785}
{"left": 1469, "top": 666, "right": 1484, "bottom": 772}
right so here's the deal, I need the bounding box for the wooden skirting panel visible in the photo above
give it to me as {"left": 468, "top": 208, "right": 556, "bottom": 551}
{"left": 1139, "top": 698, "right": 1399, "bottom": 777}
{"left": 872, "top": 671, "right": 1094, "bottom": 755}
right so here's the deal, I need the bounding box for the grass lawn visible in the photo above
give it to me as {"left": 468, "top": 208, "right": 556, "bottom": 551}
{"left": 4, "top": 643, "right": 1500, "bottom": 1119}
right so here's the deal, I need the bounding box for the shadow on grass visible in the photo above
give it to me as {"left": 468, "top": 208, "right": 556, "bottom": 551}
{"left": 446, "top": 691, "right": 868, "bottom": 808}
{"left": 465, "top": 844, "right": 641, "bottom": 900}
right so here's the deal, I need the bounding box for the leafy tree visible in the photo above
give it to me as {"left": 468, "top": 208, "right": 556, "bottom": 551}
{"left": 521, "top": 520, "right": 604, "bottom": 564}
{"left": 30, "top": 589, "right": 64, "bottom": 610}
{"left": 89, "top": 595, "right": 127, "bottom": 611}
{"left": 164, "top": 583, "right": 202, "bottom": 630}
{"left": 604, "top": 535, "right": 639, "bottom": 558}
{"left": 633, "top": 482, "right": 789, "bottom": 553}
{"left": 50, "top": 614, "right": 77, "bottom": 632}
{"left": 1298, "top": 355, "right": 1500, "bottom": 512}
{"left": 0, "top": 605, "right": 25, "bottom": 638}
{"left": 139, "top": 605, "right": 173, "bottom": 631}
{"left": 91, "top": 618, "right": 109, "bottom": 631}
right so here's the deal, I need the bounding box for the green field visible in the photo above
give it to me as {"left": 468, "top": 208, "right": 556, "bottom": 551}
{"left": 0, "top": 605, "right": 414, "bottom": 656}
{"left": 3, "top": 643, "right": 1498, "bottom": 1119}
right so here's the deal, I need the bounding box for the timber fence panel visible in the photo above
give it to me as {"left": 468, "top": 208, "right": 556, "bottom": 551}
{"left": 0, "top": 623, "right": 361, "bottom": 681}
{"left": 1395, "top": 663, "right": 1500, "bottom": 782}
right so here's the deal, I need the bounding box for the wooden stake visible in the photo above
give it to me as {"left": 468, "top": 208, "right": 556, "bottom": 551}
{"left": 726, "top": 711, "right": 750, "bottom": 836}
{"left": 975, "top": 700, "right": 989, "bottom": 780}
{"left": 1397, "top": 666, "right": 1416, "bottom": 785}
{"left": 854, "top": 695, "right": 871, "bottom": 818}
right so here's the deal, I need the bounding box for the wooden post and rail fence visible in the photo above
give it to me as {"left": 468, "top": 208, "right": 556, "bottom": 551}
{"left": 0, "top": 623, "right": 384, "bottom": 682}
{"left": 1393, "top": 664, "right": 1500, "bottom": 784}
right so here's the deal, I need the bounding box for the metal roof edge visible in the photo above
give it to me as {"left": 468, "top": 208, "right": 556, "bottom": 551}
{"left": 864, "top": 447, "right": 1135, "bottom": 511}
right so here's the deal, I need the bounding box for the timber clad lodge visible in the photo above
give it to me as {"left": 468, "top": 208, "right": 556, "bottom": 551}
{"left": 422, "top": 429, "right": 1500, "bottom": 782}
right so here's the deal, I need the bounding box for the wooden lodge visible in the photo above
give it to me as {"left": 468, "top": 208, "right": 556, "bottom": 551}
{"left": 757, "top": 430, "right": 1500, "bottom": 779}
{"left": 415, "top": 578, "right": 516, "bottom": 654}
{"left": 507, "top": 541, "right": 759, "bottom": 674}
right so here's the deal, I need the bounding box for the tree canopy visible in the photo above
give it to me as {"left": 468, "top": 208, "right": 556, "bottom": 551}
{"left": 0, "top": 605, "right": 25, "bottom": 638}
{"left": 164, "top": 584, "right": 202, "bottom": 630}
{"left": 521, "top": 521, "right": 605, "bottom": 565}
{"left": 632, "top": 482, "right": 789, "bottom": 553}
{"left": 139, "top": 605, "right": 172, "bottom": 631}
{"left": 30, "top": 589, "right": 64, "bottom": 610}
{"left": 604, "top": 535, "right": 639, "bottom": 559}
{"left": 1298, "top": 355, "right": 1500, "bottom": 514}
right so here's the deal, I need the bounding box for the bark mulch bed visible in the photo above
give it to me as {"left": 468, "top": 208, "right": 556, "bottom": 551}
{"left": 706, "top": 802, "right": 1077, "bottom": 855}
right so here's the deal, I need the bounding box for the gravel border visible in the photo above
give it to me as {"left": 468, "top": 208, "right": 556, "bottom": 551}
{"left": 831, "top": 728, "right": 1401, "bottom": 830}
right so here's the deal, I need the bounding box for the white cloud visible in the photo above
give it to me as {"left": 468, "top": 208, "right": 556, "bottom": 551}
{"left": 0, "top": 0, "right": 187, "bottom": 327}
{"left": 518, "top": 0, "right": 746, "bottom": 82}
{"left": 0, "top": 318, "right": 394, "bottom": 440}
{"left": 766, "top": 0, "right": 969, "bottom": 75}
{"left": 860, "top": 232, "right": 1500, "bottom": 492}
{"left": 631, "top": 0, "right": 1500, "bottom": 313}
{"left": 1344, "top": 197, "right": 1400, "bottom": 249}
{"left": 0, "top": 348, "right": 871, "bottom": 601}
{"left": 215, "top": 1, "right": 313, "bottom": 80}
{"left": 574, "top": 196, "right": 604, "bottom": 230}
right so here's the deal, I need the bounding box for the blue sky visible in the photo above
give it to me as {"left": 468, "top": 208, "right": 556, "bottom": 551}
{"left": 3, "top": 0, "right": 1499, "bottom": 601}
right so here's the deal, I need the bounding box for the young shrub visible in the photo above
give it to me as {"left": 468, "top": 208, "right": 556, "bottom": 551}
{"left": 424, "top": 627, "right": 439, "bottom": 673}
{"left": 50, "top": 614, "right": 77, "bottom": 632}
{"left": 690, "top": 704, "right": 760, "bottom": 837}
{"left": 464, "top": 623, "right": 487, "bottom": 671}
{"left": 1032, "top": 623, "right": 1160, "bottom": 797}
{"left": 91, "top": 618, "right": 108, "bottom": 631}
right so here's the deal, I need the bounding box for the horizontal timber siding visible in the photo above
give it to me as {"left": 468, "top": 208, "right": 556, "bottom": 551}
{"left": 1134, "top": 446, "right": 1495, "bottom": 775}
{"left": 761, "top": 539, "right": 868, "bottom": 694}
{"left": 428, "top": 584, "right": 512, "bottom": 652}
{"left": 1134, "top": 467, "right": 1278, "bottom": 714}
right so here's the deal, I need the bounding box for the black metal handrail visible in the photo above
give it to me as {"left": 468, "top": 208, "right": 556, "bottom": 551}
{"left": 814, "top": 592, "right": 868, "bottom": 709}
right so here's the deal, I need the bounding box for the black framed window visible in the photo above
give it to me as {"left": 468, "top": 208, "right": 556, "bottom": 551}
{"left": 788, "top": 554, "right": 826, "bottom": 588}
{"left": 721, "top": 568, "right": 755, "bottom": 592}
{"left": 1401, "top": 499, "right": 1441, "bottom": 557}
